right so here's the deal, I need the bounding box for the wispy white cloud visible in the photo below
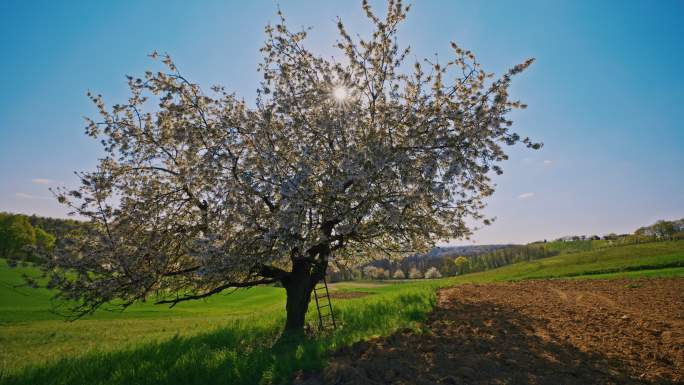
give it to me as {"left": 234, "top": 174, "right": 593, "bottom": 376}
{"left": 31, "top": 178, "right": 54, "bottom": 185}
{"left": 15, "top": 192, "right": 52, "bottom": 200}
{"left": 543, "top": 160, "right": 552, "bottom": 165}
{"left": 518, "top": 192, "right": 535, "bottom": 199}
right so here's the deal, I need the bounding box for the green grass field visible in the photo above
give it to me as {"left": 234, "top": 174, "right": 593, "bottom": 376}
{"left": 1, "top": 241, "right": 682, "bottom": 385}
{"left": 453, "top": 241, "right": 684, "bottom": 283}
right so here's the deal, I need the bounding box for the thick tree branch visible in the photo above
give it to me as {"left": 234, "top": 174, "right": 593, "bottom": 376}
{"left": 155, "top": 278, "right": 277, "bottom": 308}
{"left": 258, "top": 264, "right": 290, "bottom": 280}
{"left": 161, "top": 265, "right": 201, "bottom": 277}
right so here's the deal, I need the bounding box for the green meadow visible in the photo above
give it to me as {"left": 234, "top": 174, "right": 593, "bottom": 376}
{"left": 1, "top": 241, "right": 682, "bottom": 385}
{"left": 452, "top": 240, "right": 684, "bottom": 283}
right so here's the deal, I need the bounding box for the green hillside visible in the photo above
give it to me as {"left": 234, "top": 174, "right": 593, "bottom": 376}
{"left": 0, "top": 241, "right": 682, "bottom": 385}
{"left": 452, "top": 241, "right": 684, "bottom": 283}
{"left": 0, "top": 259, "right": 288, "bottom": 323}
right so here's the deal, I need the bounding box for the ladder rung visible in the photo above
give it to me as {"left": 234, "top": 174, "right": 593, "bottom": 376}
{"left": 316, "top": 294, "right": 328, "bottom": 299}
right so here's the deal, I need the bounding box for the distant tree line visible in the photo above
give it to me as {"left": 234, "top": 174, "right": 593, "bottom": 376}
{"left": 0, "top": 212, "right": 85, "bottom": 265}
{"left": 453, "top": 244, "right": 557, "bottom": 275}
{"left": 0, "top": 213, "right": 55, "bottom": 263}
{"left": 547, "top": 219, "right": 684, "bottom": 244}
{"left": 25, "top": 215, "right": 85, "bottom": 242}
{"left": 327, "top": 257, "right": 449, "bottom": 282}
{"left": 634, "top": 219, "right": 684, "bottom": 241}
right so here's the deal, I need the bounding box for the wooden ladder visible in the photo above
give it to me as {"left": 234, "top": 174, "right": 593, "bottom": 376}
{"left": 313, "top": 277, "right": 337, "bottom": 331}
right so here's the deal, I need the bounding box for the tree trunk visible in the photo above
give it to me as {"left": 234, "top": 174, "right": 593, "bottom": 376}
{"left": 281, "top": 257, "right": 327, "bottom": 333}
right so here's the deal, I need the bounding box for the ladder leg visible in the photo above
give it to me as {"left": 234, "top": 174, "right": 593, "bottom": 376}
{"left": 313, "top": 284, "right": 323, "bottom": 330}
{"left": 323, "top": 277, "right": 337, "bottom": 330}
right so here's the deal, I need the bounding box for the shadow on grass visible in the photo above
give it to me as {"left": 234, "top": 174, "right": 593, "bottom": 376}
{"left": 0, "top": 291, "right": 434, "bottom": 385}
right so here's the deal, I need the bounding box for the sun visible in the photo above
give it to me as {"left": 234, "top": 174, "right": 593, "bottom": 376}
{"left": 332, "top": 86, "right": 349, "bottom": 102}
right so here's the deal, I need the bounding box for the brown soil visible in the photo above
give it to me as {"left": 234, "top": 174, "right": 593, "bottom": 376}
{"left": 296, "top": 278, "right": 684, "bottom": 385}
{"left": 330, "top": 291, "right": 374, "bottom": 299}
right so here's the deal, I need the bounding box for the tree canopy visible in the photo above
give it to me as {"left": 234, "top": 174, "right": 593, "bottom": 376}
{"left": 45, "top": 0, "right": 538, "bottom": 331}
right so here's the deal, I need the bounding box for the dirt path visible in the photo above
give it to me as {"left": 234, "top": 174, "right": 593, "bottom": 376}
{"left": 296, "top": 278, "right": 683, "bottom": 385}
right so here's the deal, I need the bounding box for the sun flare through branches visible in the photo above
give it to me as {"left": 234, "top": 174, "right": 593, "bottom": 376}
{"left": 332, "top": 85, "right": 350, "bottom": 103}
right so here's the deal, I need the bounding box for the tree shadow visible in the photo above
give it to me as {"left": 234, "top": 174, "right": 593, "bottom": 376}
{"left": 301, "top": 299, "right": 678, "bottom": 385}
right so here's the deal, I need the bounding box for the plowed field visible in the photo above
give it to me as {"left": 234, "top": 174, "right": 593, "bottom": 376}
{"left": 297, "top": 279, "right": 684, "bottom": 384}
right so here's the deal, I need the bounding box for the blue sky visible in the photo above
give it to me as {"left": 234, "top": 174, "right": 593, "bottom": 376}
{"left": 1, "top": 0, "right": 682, "bottom": 244}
